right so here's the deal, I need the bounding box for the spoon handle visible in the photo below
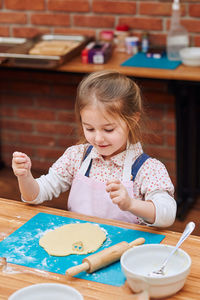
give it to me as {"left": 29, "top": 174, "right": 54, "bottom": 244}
{"left": 162, "top": 222, "right": 195, "bottom": 269}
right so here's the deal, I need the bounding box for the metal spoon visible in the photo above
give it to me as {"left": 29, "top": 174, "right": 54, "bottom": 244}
{"left": 148, "top": 221, "right": 195, "bottom": 277}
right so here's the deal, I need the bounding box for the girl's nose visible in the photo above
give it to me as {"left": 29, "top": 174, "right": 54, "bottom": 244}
{"left": 95, "top": 131, "right": 104, "bottom": 143}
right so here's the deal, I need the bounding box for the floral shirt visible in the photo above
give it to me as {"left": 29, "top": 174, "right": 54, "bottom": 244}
{"left": 28, "top": 143, "right": 176, "bottom": 227}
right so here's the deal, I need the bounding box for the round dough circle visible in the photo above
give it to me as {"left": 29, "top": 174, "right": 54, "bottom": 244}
{"left": 39, "top": 223, "right": 106, "bottom": 256}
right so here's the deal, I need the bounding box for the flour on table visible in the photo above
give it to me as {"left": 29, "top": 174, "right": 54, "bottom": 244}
{"left": 39, "top": 223, "right": 106, "bottom": 256}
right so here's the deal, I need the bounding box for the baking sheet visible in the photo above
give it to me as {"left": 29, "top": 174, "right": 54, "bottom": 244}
{"left": 0, "top": 212, "right": 165, "bottom": 286}
{"left": 0, "top": 34, "right": 91, "bottom": 68}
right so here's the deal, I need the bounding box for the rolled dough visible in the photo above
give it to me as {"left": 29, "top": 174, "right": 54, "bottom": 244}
{"left": 39, "top": 223, "right": 106, "bottom": 256}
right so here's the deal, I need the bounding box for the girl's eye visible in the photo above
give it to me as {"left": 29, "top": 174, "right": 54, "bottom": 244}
{"left": 105, "top": 129, "right": 114, "bottom": 132}
{"left": 86, "top": 128, "right": 94, "bottom": 131}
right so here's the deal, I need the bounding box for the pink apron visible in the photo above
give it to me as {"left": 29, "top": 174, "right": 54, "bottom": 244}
{"left": 68, "top": 147, "right": 141, "bottom": 224}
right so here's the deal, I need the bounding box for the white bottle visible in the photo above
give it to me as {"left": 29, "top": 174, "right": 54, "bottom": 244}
{"left": 167, "top": 0, "right": 189, "bottom": 61}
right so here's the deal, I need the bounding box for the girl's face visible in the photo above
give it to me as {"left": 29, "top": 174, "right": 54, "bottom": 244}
{"left": 81, "top": 105, "right": 129, "bottom": 159}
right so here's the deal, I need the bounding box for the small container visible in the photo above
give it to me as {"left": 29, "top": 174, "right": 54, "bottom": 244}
{"left": 125, "top": 36, "right": 139, "bottom": 55}
{"left": 100, "top": 30, "right": 114, "bottom": 43}
{"left": 88, "top": 42, "right": 112, "bottom": 64}
{"left": 141, "top": 32, "right": 149, "bottom": 53}
{"left": 81, "top": 41, "right": 95, "bottom": 64}
{"left": 114, "top": 24, "right": 130, "bottom": 52}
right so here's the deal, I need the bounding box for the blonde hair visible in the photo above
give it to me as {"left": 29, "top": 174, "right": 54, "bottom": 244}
{"left": 75, "top": 70, "right": 145, "bottom": 144}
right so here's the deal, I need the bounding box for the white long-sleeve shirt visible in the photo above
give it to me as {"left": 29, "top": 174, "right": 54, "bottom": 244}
{"left": 25, "top": 143, "right": 177, "bottom": 227}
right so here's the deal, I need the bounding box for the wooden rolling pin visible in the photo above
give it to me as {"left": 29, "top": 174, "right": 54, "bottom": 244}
{"left": 66, "top": 237, "right": 145, "bottom": 277}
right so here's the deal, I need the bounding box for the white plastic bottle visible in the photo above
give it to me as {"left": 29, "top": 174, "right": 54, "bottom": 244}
{"left": 167, "top": 0, "right": 189, "bottom": 61}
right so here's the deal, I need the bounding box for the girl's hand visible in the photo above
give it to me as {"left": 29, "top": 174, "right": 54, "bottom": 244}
{"left": 106, "top": 179, "right": 133, "bottom": 211}
{"left": 12, "top": 152, "right": 32, "bottom": 177}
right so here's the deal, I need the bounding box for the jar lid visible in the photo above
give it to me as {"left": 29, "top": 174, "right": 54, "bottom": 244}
{"left": 116, "top": 24, "right": 129, "bottom": 31}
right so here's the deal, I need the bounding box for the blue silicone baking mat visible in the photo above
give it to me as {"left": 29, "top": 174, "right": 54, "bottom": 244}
{"left": 121, "top": 52, "right": 181, "bottom": 70}
{"left": 0, "top": 212, "right": 165, "bottom": 286}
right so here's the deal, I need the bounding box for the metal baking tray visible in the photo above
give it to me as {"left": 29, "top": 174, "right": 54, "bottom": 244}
{"left": 0, "top": 37, "right": 27, "bottom": 64}
{"left": 0, "top": 34, "right": 92, "bottom": 69}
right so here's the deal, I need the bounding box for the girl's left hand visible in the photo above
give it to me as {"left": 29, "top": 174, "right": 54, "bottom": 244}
{"left": 106, "top": 179, "right": 132, "bottom": 211}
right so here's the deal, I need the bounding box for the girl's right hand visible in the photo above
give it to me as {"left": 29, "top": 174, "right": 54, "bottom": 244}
{"left": 12, "top": 152, "right": 32, "bottom": 177}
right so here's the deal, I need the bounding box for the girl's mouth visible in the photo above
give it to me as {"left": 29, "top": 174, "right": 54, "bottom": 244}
{"left": 98, "top": 145, "right": 109, "bottom": 148}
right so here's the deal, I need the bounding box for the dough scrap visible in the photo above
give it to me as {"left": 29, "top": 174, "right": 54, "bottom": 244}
{"left": 39, "top": 223, "right": 106, "bottom": 256}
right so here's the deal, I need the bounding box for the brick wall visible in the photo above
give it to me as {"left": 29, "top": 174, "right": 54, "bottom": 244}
{"left": 0, "top": 68, "right": 176, "bottom": 185}
{"left": 0, "top": 1, "right": 178, "bottom": 185}
{"left": 0, "top": 0, "right": 199, "bottom": 46}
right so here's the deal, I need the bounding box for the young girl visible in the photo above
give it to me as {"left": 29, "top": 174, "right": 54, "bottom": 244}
{"left": 12, "top": 70, "right": 176, "bottom": 227}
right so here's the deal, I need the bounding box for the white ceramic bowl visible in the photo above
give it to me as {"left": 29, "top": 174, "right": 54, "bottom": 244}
{"left": 8, "top": 283, "right": 83, "bottom": 300}
{"left": 180, "top": 47, "right": 200, "bottom": 66}
{"left": 121, "top": 244, "right": 191, "bottom": 299}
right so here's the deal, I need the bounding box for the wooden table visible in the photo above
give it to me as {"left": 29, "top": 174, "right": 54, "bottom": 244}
{"left": 58, "top": 51, "right": 200, "bottom": 82}
{"left": 0, "top": 198, "right": 199, "bottom": 299}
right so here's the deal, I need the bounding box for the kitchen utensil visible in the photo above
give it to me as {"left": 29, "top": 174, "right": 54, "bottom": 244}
{"left": 66, "top": 237, "right": 145, "bottom": 276}
{"left": 8, "top": 283, "right": 83, "bottom": 300}
{"left": 121, "top": 244, "right": 191, "bottom": 298}
{"left": 180, "top": 47, "right": 200, "bottom": 66}
{"left": 149, "top": 221, "right": 195, "bottom": 276}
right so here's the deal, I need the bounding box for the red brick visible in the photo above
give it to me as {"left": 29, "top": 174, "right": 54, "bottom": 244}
{"left": 0, "top": 12, "right": 27, "bottom": 24}
{"left": 118, "top": 17, "right": 162, "bottom": 31}
{"left": 149, "top": 33, "right": 166, "bottom": 47}
{"left": 93, "top": 1, "right": 136, "bottom": 14}
{"left": 31, "top": 13, "right": 70, "bottom": 26}
{"left": 35, "top": 122, "right": 76, "bottom": 135}
{"left": 13, "top": 27, "right": 50, "bottom": 38}
{"left": 194, "top": 36, "right": 200, "bottom": 46}
{"left": 182, "top": 19, "right": 200, "bottom": 33}
{"left": 73, "top": 15, "right": 115, "bottom": 28}
{"left": 19, "top": 134, "right": 56, "bottom": 146}
{"left": 17, "top": 108, "right": 56, "bottom": 121}
{"left": 1, "top": 145, "right": 32, "bottom": 163}
{"left": 0, "top": 94, "right": 34, "bottom": 106}
{"left": 140, "top": 2, "right": 171, "bottom": 16}
{"left": 146, "top": 107, "right": 165, "bottom": 120}
{"left": 1, "top": 106, "right": 15, "bottom": 117}
{"left": 144, "top": 145, "right": 176, "bottom": 161}
{"left": 189, "top": 4, "right": 200, "bottom": 17}
{"left": 48, "top": 0, "right": 89, "bottom": 12}
{"left": 165, "top": 120, "right": 176, "bottom": 132}
{"left": 57, "top": 137, "right": 77, "bottom": 148}
{"left": 1, "top": 131, "right": 19, "bottom": 143}
{"left": 10, "top": 81, "right": 51, "bottom": 95}
{"left": 31, "top": 159, "right": 52, "bottom": 172}
{"left": 0, "top": 27, "right": 9, "bottom": 36}
{"left": 140, "top": 80, "right": 168, "bottom": 93}
{"left": 54, "top": 27, "right": 95, "bottom": 37}
{"left": 36, "top": 148, "right": 64, "bottom": 160}
{"left": 57, "top": 111, "right": 76, "bottom": 122}
{"left": 143, "top": 133, "right": 164, "bottom": 145}
{"left": 1, "top": 120, "right": 33, "bottom": 132}
{"left": 144, "top": 119, "right": 164, "bottom": 133}
{"left": 144, "top": 91, "right": 175, "bottom": 105}
{"left": 166, "top": 107, "right": 175, "bottom": 120}
{"left": 166, "top": 134, "right": 175, "bottom": 147}
{"left": 52, "top": 85, "right": 77, "bottom": 97}
{"left": 36, "top": 97, "right": 75, "bottom": 110}
{"left": 5, "top": 0, "right": 45, "bottom": 10}
{"left": 164, "top": 161, "right": 176, "bottom": 176}
{"left": 4, "top": 144, "right": 35, "bottom": 157}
